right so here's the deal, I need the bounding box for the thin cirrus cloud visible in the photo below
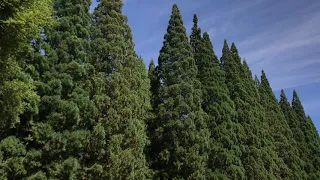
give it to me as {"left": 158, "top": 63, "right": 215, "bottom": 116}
{"left": 195, "top": 0, "right": 320, "bottom": 91}
{"left": 89, "top": 0, "right": 320, "bottom": 132}
{"left": 238, "top": 11, "right": 320, "bottom": 90}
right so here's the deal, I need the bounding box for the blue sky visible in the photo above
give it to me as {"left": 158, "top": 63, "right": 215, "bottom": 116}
{"left": 91, "top": 0, "right": 320, "bottom": 132}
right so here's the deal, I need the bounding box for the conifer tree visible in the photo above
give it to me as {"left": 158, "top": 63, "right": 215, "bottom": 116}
{"left": 151, "top": 4, "right": 210, "bottom": 179}
{"left": 224, "top": 42, "right": 281, "bottom": 179}
{"left": 90, "top": 0, "right": 151, "bottom": 178}
{"left": 279, "top": 90, "right": 308, "bottom": 179}
{"left": 241, "top": 60, "right": 255, "bottom": 88}
{"left": 16, "top": 0, "right": 99, "bottom": 178}
{"left": 148, "top": 59, "right": 160, "bottom": 110}
{"left": 195, "top": 30, "right": 245, "bottom": 179}
{"left": 190, "top": 14, "right": 202, "bottom": 64}
{"left": 242, "top": 60, "right": 261, "bottom": 101}
{"left": 259, "top": 71, "right": 305, "bottom": 179}
{"left": 254, "top": 75, "right": 260, "bottom": 89}
{"left": 292, "top": 90, "right": 320, "bottom": 179}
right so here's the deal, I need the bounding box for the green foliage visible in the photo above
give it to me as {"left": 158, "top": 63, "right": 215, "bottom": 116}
{"left": 148, "top": 59, "right": 160, "bottom": 110}
{"left": 191, "top": 17, "right": 245, "bottom": 178}
{"left": 223, "top": 42, "right": 282, "bottom": 179}
{"left": 0, "top": 137, "right": 27, "bottom": 179}
{"left": 150, "top": 5, "right": 210, "bottom": 179}
{"left": 91, "top": 0, "right": 151, "bottom": 178}
{"left": 0, "top": 0, "right": 54, "bottom": 53}
{"left": 279, "top": 90, "right": 308, "bottom": 179}
{"left": 291, "top": 90, "right": 320, "bottom": 179}
{"left": 259, "top": 71, "right": 305, "bottom": 179}
{"left": 190, "top": 14, "right": 202, "bottom": 64}
{"left": 0, "top": 0, "right": 53, "bottom": 138}
{"left": 254, "top": 74, "right": 260, "bottom": 89}
{"left": 19, "top": 0, "right": 96, "bottom": 179}
{"left": 0, "top": 1, "right": 319, "bottom": 180}
{"left": 0, "top": 1, "right": 53, "bottom": 178}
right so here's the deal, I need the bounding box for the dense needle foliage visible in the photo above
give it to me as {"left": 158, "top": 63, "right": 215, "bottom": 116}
{"left": 0, "top": 1, "right": 319, "bottom": 179}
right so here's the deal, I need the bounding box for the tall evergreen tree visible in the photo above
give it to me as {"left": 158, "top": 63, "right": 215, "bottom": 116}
{"left": 190, "top": 14, "right": 202, "bottom": 64}
{"left": 259, "top": 71, "right": 305, "bottom": 179}
{"left": 292, "top": 90, "right": 320, "bottom": 179}
{"left": 242, "top": 60, "right": 261, "bottom": 101}
{"left": 22, "top": 0, "right": 98, "bottom": 178}
{"left": 146, "top": 59, "right": 158, "bottom": 177}
{"left": 279, "top": 90, "right": 308, "bottom": 179}
{"left": 14, "top": 0, "right": 103, "bottom": 178}
{"left": 151, "top": 4, "right": 210, "bottom": 179}
{"left": 195, "top": 30, "right": 246, "bottom": 179}
{"left": 224, "top": 42, "right": 281, "bottom": 179}
{"left": 90, "top": 0, "right": 151, "bottom": 178}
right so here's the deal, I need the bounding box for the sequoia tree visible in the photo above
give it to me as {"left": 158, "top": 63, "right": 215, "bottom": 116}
{"left": 279, "top": 90, "right": 308, "bottom": 179}
{"left": 151, "top": 4, "right": 210, "bottom": 179}
{"left": 223, "top": 42, "right": 281, "bottom": 179}
{"left": 22, "top": 0, "right": 98, "bottom": 178}
{"left": 193, "top": 28, "right": 246, "bottom": 178}
{"left": 90, "top": 0, "right": 151, "bottom": 178}
{"left": 259, "top": 71, "right": 305, "bottom": 179}
{"left": 292, "top": 90, "right": 320, "bottom": 179}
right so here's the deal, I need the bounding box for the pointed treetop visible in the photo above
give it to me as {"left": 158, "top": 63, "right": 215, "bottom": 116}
{"left": 242, "top": 59, "right": 253, "bottom": 79}
{"left": 201, "top": 32, "right": 218, "bottom": 64}
{"left": 293, "top": 90, "right": 299, "bottom": 101}
{"left": 166, "top": 4, "right": 185, "bottom": 37}
{"left": 149, "top": 58, "right": 154, "bottom": 65}
{"left": 260, "top": 70, "right": 271, "bottom": 89}
{"left": 243, "top": 59, "right": 249, "bottom": 68}
{"left": 224, "top": 39, "right": 229, "bottom": 47}
{"left": 190, "top": 13, "right": 201, "bottom": 43}
{"left": 222, "top": 39, "right": 230, "bottom": 53}
{"left": 230, "top": 42, "right": 242, "bottom": 65}
{"left": 261, "top": 70, "right": 266, "bottom": 78}
{"left": 292, "top": 90, "right": 306, "bottom": 116}
{"left": 203, "top": 32, "right": 209, "bottom": 39}
{"left": 230, "top": 42, "right": 238, "bottom": 54}
{"left": 172, "top": 3, "right": 180, "bottom": 12}
{"left": 280, "top": 89, "right": 289, "bottom": 103}
{"left": 190, "top": 13, "right": 202, "bottom": 64}
{"left": 220, "top": 39, "right": 231, "bottom": 69}
{"left": 158, "top": 2, "right": 195, "bottom": 83}
{"left": 280, "top": 89, "right": 287, "bottom": 98}
{"left": 190, "top": 14, "right": 201, "bottom": 38}
{"left": 148, "top": 59, "right": 155, "bottom": 71}
{"left": 193, "top": 14, "right": 198, "bottom": 25}
{"left": 292, "top": 90, "right": 302, "bottom": 107}
{"left": 254, "top": 74, "right": 260, "bottom": 88}
{"left": 254, "top": 74, "right": 259, "bottom": 80}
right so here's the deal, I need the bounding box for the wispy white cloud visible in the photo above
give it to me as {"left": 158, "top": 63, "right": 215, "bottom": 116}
{"left": 201, "top": 0, "right": 267, "bottom": 38}
{"left": 120, "top": 0, "right": 320, "bottom": 130}
{"left": 235, "top": 8, "right": 320, "bottom": 90}
{"left": 270, "top": 71, "right": 320, "bottom": 91}
{"left": 241, "top": 12, "right": 320, "bottom": 63}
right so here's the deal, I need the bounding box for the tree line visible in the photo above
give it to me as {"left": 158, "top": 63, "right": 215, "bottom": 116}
{"left": 0, "top": 0, "right": 319, "bottom": 179}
